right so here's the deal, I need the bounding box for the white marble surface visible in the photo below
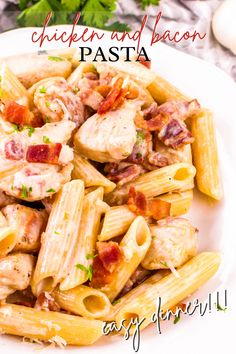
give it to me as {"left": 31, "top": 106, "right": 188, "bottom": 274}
{"left": 0, "top": 0, "right": 235, "bottom": 80}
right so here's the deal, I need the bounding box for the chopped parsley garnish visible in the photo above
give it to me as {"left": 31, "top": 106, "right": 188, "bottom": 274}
{"left": 173, "top": 313, "right": 181, "bottom": 324}
{"left": 73, "top": 88, "right": 79, "bottom": 94}
{"left": 12, "top": 124, "right": 20, "bottom": 132}
{"left": 54, "top": 231, "right": 61, "bottom": 235}
{"left": 86, "top": 254, "right": 97, "bottom": 260}
{"left": 48, "top": 56, "right": 64, "bottom": 62}
{"left": 136, "top": 152, "right": 142, "bottom": 159}
{"left": 43, "top": 136, "right": 51, "bottom": 144}
{"left": 136, "top": 130, "right": 145, "bottom": 145}
{"left": 21, "top": 184, "right": 32, "bottom": 199}
{"left": 112, "top": 299, "right": 121, "bottom": 305}
{"left": 45, "top": 101, "right": 50, "bottom": 108}
{"left": 160, "top": 261, "right": 168, "bottom": 267}
{"left": 215, "top": 303, "right": 227, "bottom": 312}
{"left": 45, "top": 117, "right": 50, "bottom": 123}
{"left": 39, "top": 86, "right": 46, "bottom": 94}
{"left": 46, "top": 188, "right": 55, "bottom": 193}
{"left": 75, "top": 264, "right": 93, "bottom": 281}
{"left": 26, "top": 126, "right": 35, "bottom": 137}
{"left": 11, "top": 185, "right": 14, "bottom": 190}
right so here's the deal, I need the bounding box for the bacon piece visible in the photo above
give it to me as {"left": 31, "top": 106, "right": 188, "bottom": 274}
{"left": 158, "top": 118, "right": 194, "bottom": 149}
{"left": 3, "top": 101, "right": 43, "bottom": 128}
{"left": 5, "top": 140, "right": 24, "bottom": 160}
{"left": 142, "top": 102, "right": 159, "bottom": 119}
{"left": 107, "top": 164, "right": 143, "bottom": 186}
{"left": 135, "top": 100, "right": 199, "bottom": 149}
{"left": 34, "top": 292, "right": 60, "bottom": 312}
{"left": 128, "top": 187, "right": 171, "bottom": 220}
{"left": 137, "top": 55, "right": 151, "bottom": 69}
{"left": 26, "top": 143, "right": 62, "bottom": 164}
{"left": 97, "top": 77, "right": 124, "bottom": 114}
{"left": 90, "top": 257, "right": 113, "bottom": 288}
{"left": 97, "top": 241, "right": 122, "bottom": 273}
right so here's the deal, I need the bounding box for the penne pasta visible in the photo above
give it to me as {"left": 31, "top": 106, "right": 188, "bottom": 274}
{"left": 67, "top": 62, "right": 96, "bottom": 87}
{"left": 148, "top": 75, "right": 189, "bottom": 104}
{"left": 32, "top": 180, "right": 84, "bottom": 295}
{"left": 0, "top": 304, "right": 103, "bottom": 346}
{"left": 53, "top": 285, "right": 111, "bottom": 319}
{"left": 191, "top": 109, "right": 223, "bottom": 200}
{"left": 0, "top": 63, "right": 30, "bottom": 106}
{"left": 0, "top": 225, "right": 17, "bottom": 257}
{"left": 0, "top": 161, "right": 25, "bottom": 179}
{"left": 99, "top": 190, "right": 193, "bottom": 241}
{"left": 105, "top": 163, "right": 196, "bottom": 205}
{"left": 60, "top": 187, "right": 109, "bottom": 290}
{"left": 101, "top": 216, "right": 151, "bottom": 302}
{"left": 72, "top": 152, "right": 116, "bottom": 193}
{"left": 115, "top": 252, "right": 221, "bottom": 330}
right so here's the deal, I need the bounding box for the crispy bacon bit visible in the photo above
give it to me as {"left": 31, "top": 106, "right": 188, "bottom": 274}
{"left": 107, "top": 164, "right": 143, "bottom": 186}
{"left": 3, "top": 101, "right": 43, "bottom": 128}
{"left": 26, "top": 143, "right": 62, "bottom": 164}
{"left": 137, "top": 56, "right": 151, "bottom": 69}
{"left": 170, "top": 302, "right": 187, "bottom": 314}
{"left": 128, "top": 187, "right": 171, "bottom": 220}
{"left": 97, "top": 241, "right": 122, "bottom": 273}
{"left": 158, "top": 118, "right": 194, "bottom": 149}
{"left": 97, "top": 77, "right": 124, "bottom": 114}
{"left": 34, "top": 292, "right": 60, "bottom": 312}
{"left": 142, "top": 102, "right": 159, "bottom": 119}
{"left": 5, "top": 140, "right": 24, "bottom": 160}
{"left": 90, "top": 257, "right": 113, "bottom": 288}
{"left": 135, "top": 100, "right": 199, "bottom": 149}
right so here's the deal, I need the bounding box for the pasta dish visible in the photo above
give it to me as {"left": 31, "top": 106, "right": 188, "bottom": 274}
{"left": 0, "top": 49, "right": 222, "bottom": 346}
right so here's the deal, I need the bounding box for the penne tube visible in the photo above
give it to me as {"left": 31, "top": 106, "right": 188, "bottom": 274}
{"left": 53, "top": 285, "right": 111, "bottom": 319}
{"left": 148, "top": 75, "right": 189, "bottom": 104}
{"left": 47, "top": 48, "right": 76, "bottom": 61}
{"left": 191, "top": 109, "right": 223, "bottom": 200}
{"left": 99, "top": 190, "right": 193, "bottom": 241}
{"left": 60, "top": 187, "right": 109, "bottom": 290}
{"left": 157, "top": 190, "right": 193, "bottom": 217}
{"left": 0, "top": 161, "right": 25, "bottom": 179}
{"left": 72, "top": 152, "right": 116, "bottom": 193}
{"left": 101, "top": 216, "right": 151, "bottom": 302}
{"left": 32, "top": 180, "right": 84, "bottom": 296}
{"left": 115, "top": 252, "right": 220, "bottom": 330}
{"left": 105, "top": 163, "right": 196, "bottom": 205}
{"left": 0, "top": 63, "right": 30, "bottom": 106}
{"left": 0, "top": 304, "right": 103, "bottom": 346}
{"left": 98, "top": 205, "right": 136, "bottom": 241}
{"left": 101, "top": 270, "right": 169, "bottom": 321}
{"left": 0, "top": 225, "right": 17, "bottom": 257}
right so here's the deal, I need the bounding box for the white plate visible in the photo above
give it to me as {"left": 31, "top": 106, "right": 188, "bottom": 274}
{"left": 0, "top": 26, "right": 236, "bottom": 354}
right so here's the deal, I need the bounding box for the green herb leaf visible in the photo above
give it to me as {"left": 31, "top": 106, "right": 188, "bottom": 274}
{"left": 46, "top": 188, "right": 56, "bottom": 193}
{"left": 139, "top": 0, "right": 160, "bottom": 10}
{"left": 136, "top": 130, "right": 145, "bottom": 145}
{"left": 173, "top": 313, "right": 180, "bottom": 324}
{"left": 81, "top": 0, "right": 116, "bottom": 28}
{"left": 17, "top": 0, "right": 54, "bottom": 27}
{"left": 12, "top": 124, "right": 20, "bottom": 132}
{"left": 87, "top": 265, "right": 93, "bottom": 281}
{"left": 160, "top": 261, "right": 168, "bottom": 267}
{"left": 112, "top": 299, "right": 121, "bottom": 305}
{"left": 45, "top": 117, "right": 50, "bottom": 123}
{"left": 43, "top": 136, "right": 51, "bottom": 144}
{"left": 26, "top": 126, "right": 35, "bottom": 137}
{"left": 215, "top": 303, "right": 227, "bottom": 312}
{"left": 75, "top": 263, "right": 93, "bottom": 281}
{"left": 21, "top": 184, "right": 31, "bottom": 199}
{"left": 48, "top": 55, "right": 64, "bottom": 62}
{"left": 86, "top": 254, "right": 97, "bottom": 260}
{"left": 105, "top": 21, "right": 130, "bottom": 32}
{"left": 75, "top": 263, "right": 88, "bottom": 272}
{"left": 39, "top": 86, "right": 47, "bottom": 94}
{"left": 45, "top": 101, "right": 50, "bottom": 108}
{"left": 54, "top": 231, "right": 61, "bottom": 235}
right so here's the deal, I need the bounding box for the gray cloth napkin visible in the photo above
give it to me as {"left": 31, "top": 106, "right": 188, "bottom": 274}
{"left": 0, "top": 0, "right": 235, "bottom": 80}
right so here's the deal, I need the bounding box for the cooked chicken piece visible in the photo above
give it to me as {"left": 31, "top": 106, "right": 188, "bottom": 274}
{"left": 33, "top": 77, "right": 84, "bottom": 125}
{"left": 78, "top": 88, "right": 104, "bottom": 111}
{"left": 74, "top": 101, "right": 138, "bottom": 162}
{"left": 142, "top": 217, "right": 197, "bottom": 270}
{"left": 0, "top": 190, "right": 17, "bottom": 208}
{"left": 0, "top": 163, "right": 73, "bottom": 201}
{"left": 153, "top": 138, "right": 192, "bottom": 165}
{"left": 0, "top": 253, "right": 35, "bottom": 301}
{"left": 2, "top": 54, "right": 72, "bottom": 88}
{"left": 2, "top": 204, "right": 47, "bottom": 252}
